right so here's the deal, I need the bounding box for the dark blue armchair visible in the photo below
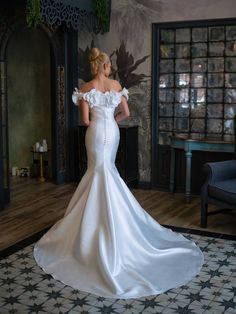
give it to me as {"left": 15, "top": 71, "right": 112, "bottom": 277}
{"left": 200, "top": 160, "right": 236, "bottom": 228}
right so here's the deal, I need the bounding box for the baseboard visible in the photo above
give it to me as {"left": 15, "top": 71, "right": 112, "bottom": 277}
{"left": 0, "top": 226, "right": 51, "bottom": 260}
{"left": 137, "top": 181, "right": 152, "bottom": 189}
{"left": 163, "top": 224, "right": 236, "bottom": 241}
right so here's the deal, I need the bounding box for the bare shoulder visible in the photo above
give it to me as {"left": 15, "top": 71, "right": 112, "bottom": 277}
{"left": 109, "top": 79, "right": 122, "bottom": 92}
{"left": 79, "top": 81, "right": 95, "bottom": 93}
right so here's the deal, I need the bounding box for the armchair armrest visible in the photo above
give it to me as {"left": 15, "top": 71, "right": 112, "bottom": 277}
{"left": 203, "top": 160, "right": 236, "bottom": 184}
{"left": 201, "top": 160, "right": 236, "bottom": 200}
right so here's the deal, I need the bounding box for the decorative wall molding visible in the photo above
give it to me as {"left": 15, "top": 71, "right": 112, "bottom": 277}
{"left": 57, "top": 65, "right": 66, "bottom": 172}
{"left": 40, "top": 0, "right": 101, "bottom": 32}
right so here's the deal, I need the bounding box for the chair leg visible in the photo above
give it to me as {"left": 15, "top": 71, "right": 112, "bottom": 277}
{"left": 201, "top": 201, "right": 208, "bottom": 228}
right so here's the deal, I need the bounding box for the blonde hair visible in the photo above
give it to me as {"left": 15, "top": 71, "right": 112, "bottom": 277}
{"left": 89, "top": 48, "right": 109, "bottom": 77}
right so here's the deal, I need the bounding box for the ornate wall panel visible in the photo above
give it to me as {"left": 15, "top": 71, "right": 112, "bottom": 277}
{"left": 57, "top": 65, "right": 66, "bottom": 172}
{"left": 40, "top": 0, "right": 105, "bottom": 33}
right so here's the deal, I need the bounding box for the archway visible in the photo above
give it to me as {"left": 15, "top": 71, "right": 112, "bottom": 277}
{"left": 0, "top": 17, "right": 75, "bottom": 209}
{"left": 7, "top": 23, "right": 52, "bottom": 181}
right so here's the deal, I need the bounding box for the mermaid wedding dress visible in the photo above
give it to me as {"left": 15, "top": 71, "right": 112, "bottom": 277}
{"left": 34, "top": 87, "right": 204, "bottom": 299}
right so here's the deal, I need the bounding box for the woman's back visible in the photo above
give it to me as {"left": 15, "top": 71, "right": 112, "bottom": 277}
{"left": 77, "top": 87, "right": 129, "bottom": 171}
{"left": 80, "top": 77, "right": 121, "bottom": 94}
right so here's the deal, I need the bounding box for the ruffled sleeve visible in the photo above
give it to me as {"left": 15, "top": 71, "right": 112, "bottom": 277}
{"left": 120, "top": 87, "right": 129, "bottom": 100}
{"left": 72, "top": 89, "right": 84, "bottom": 106}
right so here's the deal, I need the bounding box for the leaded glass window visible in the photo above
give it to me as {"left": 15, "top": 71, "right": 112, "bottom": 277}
{"left": 157, "top": 23, "right": 236, "bottom": 145}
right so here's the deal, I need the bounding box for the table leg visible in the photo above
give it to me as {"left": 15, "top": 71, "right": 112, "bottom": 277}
{"left": 169, "top": 147, "right": 175, "bottom": 193}
{"left": 39, "top": 153, "right": 46, "bottom": 182}
{"left": 185, "top": 150, "right": 192, "bottom": 203}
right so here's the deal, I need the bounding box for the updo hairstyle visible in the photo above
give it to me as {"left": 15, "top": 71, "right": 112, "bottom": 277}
{"left": 89, "top": 48, "right": 110, "bottom": 77}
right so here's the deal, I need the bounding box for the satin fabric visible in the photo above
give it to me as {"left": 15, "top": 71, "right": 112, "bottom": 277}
{"left": 34, "top": 88, "right": 204, "bottom": 299}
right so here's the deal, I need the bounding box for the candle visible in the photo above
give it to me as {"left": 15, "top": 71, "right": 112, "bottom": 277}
{"left": 12, "top": 166, "right": 17, "bottom": 176}
{"left": 35, "top": 142, "right": 40, "bottom": 152}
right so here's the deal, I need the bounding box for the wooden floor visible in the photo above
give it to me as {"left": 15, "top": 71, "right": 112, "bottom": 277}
{"left": 0, "top": 177, "right": 235, "bottom": 251}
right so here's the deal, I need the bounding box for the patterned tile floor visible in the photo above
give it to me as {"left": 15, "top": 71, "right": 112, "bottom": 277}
{"left": 0, "top": 231, "right": 236, "bottom": 314}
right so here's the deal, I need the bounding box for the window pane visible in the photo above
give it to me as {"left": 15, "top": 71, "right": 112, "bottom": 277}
{"left": 207, "top": 104, "right": 223, "bottom": 118}
{"left": 174, "top": 103, "right": 189, "bottom": 117}
{"left": 160, "top": 60, "right": 174, "bottom": 73}
{"left": 159, "top": 89, "right": 174, "bottom": 102}
{"left": 159, "top": 74, "right": 174, "bottom": 88}
{"left": 174, "top": 118, "right": 189, "bottom": 131}
{"left": 176, "top": 28, "right": 190, "bottom": 42}
{"left": 225, "top": 73, "right": 236, "bottom": 87}
{"left": 190, "top": 119, "right": 205, "bottom": 132}
{"left": 160, "top": 45, "right": 175, "bottom": 58}
{"left": 225, "top": 42, "right": 236, "bottom": 57}
{"left": 209, "top": 42, "right": 225, "bottom": 57}
{"left": 225, "top": 89, "right": 236, "bottom": 103}
{"left": 225, "top": 57, "right": 236, "bottom": 72}
{"left": 208, "top": 73, "right": 224, "bottom": 87}
{"left": 159, "top": 118, "right": 173, "bottom": 131}
{"left": 175, "top": 59, "right": 190, "bottom": 72}
{"left": 208, "top": 58, "right": 224, "bottom": 72}
{"left": 191, "top": 89, "right": 206, "bottom": 103}
{"left": 161, "top": 29, "right": 174, "bottom": 43}
{"left": 159, "top": 103, "right": 173, "bottom": 117}
{"left": 224, "top": 104, "right": 236, "bottom": 118}
{"left": 176, "top": 44, "right": 190, "bottom": 58}
{"left": 191, "top": 103, "right": 206, "bottom": 118}
{"left": 209, "top": 26, "right": 225, "bottom": 41}
{"left": 207, "top": 119, "right": 223, "bottom": 133}
{"left": 224, "top": 119, "right": 234, "bottom": 134}
{"left": 192, "top": 27, "right": 207, "bottom": 42}
{"left": 191, "top": 74, "right": 206, "bottom": 87}
{"left": 192, "top": 58, "right": 207, "bottom": 72}
{"left": 175, "top": 89, "right": 189, "bottom": 102}
{"left": 191, "top": 43, "right": 207, "bottom": 57}
{"left": 207, "top": 89, "right": 223, "bottom": 103}
{"left": 226, "top": 26, "right": 236, "bottom": 40}
{"left": 176, "top": 74, "right": 190, "bottom": 87}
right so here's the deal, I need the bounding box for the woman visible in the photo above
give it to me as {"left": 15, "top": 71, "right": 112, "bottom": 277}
{"left": 34, "top": 48, "right": 204, "bottom": 299}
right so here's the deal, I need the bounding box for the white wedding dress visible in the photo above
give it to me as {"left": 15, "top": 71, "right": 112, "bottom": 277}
{"left": 34, "top": 87, "right": 204, "bottom": 299}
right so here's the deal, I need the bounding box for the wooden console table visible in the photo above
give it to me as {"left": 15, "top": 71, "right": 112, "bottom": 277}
{"left": 169, "top": 135, "right": 234, "bottom": 202}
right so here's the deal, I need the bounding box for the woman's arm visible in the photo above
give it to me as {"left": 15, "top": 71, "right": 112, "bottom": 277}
{"left": 79, "top": 99, "right": 90, "bottom": 126}
{"left": 115, "top": 95, "right": 130, "bottom": 123}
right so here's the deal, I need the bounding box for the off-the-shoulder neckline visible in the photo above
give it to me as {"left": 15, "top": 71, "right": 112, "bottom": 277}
{"left": 81, "top": 87, "right": 127, "bottom": 94}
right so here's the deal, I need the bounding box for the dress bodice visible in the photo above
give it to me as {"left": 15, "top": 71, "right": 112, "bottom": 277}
{"left": 72, "top": 87, "right": 129, "bottom": 111}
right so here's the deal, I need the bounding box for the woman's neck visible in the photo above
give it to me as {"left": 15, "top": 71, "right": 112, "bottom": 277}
{"left": 92, "top": 73, "right": 109, "bottom": 90}
{"left": 94, "top": 72, "right": 107, "bottom": 81}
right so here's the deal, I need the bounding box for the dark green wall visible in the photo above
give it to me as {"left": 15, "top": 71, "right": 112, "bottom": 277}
{"left": 7, "top": 25, "right": 51, "bottom": 175}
